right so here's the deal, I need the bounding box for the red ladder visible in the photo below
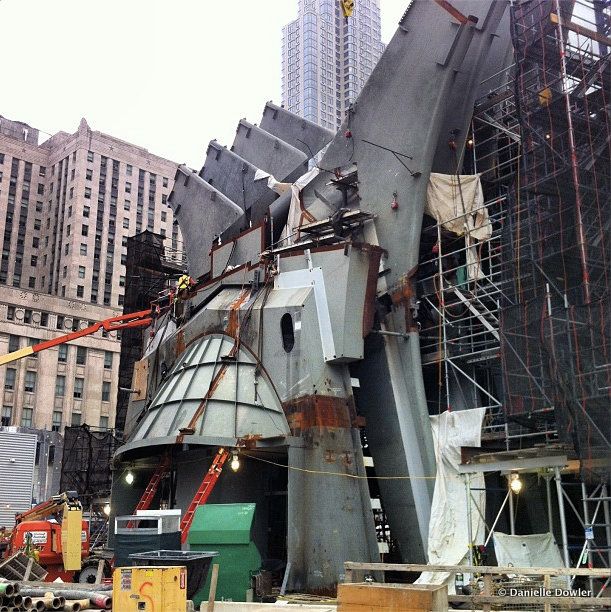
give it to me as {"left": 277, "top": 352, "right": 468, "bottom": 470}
{"left": 135, "top": 461, "right": 170, "bottom": 512}
{"left": 127, "top": 456, "right": 171, "bottom": 527}
{"left": 180, "top": 448, "right": 228, "bottom": 544}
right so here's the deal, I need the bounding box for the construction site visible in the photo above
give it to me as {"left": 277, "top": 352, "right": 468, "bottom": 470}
{"left": 0, "top": 0, "right": 609, "bottom": 610}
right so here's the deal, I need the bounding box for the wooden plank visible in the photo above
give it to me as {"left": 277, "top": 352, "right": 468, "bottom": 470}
{"left": 344, "top": 562, "right": 611, "bottom": 577}
{"left": 206, "top": 563, "right": 219, "bottom": 612}
{"left": 95, "top": 559, "right": 105, "bottom": 584}
{"left": 23, "top": 557, "right": 33, "bottom": 581}
{"left": 338, "top": 582, "right": 447, "bottom": 611}
{"left": 482, "top": 574, "right": 492, "bottom": 612}
{"left": 450, "top": 594, "right": 611, "bottom": 607}
{"left": 543, "top": 574, "right": 551, "bottom": 612}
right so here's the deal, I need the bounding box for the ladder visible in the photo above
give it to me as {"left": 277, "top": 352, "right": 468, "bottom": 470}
{"left": 134, "top": 459, "right": 170, "bottom": 513}
{"left": 180, "top": 448, "right": 228, "bottom": 544}
{"left": 127, "top": 456, "right": 171, "bottom": 527}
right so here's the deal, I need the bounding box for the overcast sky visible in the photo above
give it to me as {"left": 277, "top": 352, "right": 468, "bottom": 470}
{"left": 1, "top": 0, "right": 409, "bottom": 168}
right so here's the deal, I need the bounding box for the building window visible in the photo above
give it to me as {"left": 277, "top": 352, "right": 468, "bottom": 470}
{"left": 78, "top": 266, "right": 86, "bottom": 278}
{"left": 21, "top": 408, "right": 33, "bottom": 427}
{"left": 80, "top": 243, "right": 87, "bottom": 256}
{"left": 163, "top": 177, "right": 169, "bottom": 188}
{"left": 30, "top": 255, "right": 38, "bottom": 266}
{"left": 84, "top": 206, "right": 90, "bottom": 218}
{"left": 102, "top": 381, "right": 111, "bottom": 402}
{"left": 99, "top": 416, "right": 109, "bottom": 430}
{"left": 58, "top": 344, "right": 68, "bottom": 362}
{"left": 81, "top": 225, "right": 89, "bottom": 236}
{"left": 57, "top": 315, "right": 65, "bottom": 330}
{"left": 119, "top": 275, "right": 125, "bottom": 287}
{"left": 4, "top": 368, "right": 16, "bottom": 390}
{"left": 37, "top": 183, "right": 44, "bottom": 195}
{"left": 6, "top": 306, "right": 15, "bottom": 321}
{"left": 77, "top": 285, "right": 84, "bottom": 298}
{"left": 40, "top": 312, "right": 49, "bottom": 327}
{"left": 24, "top": 371, "right": 36, "bottom": 393}
{"left": 8, "top": 335, "right": 20, "bottom": 352}
{"left": 63, "top": 266, "right": 67, "bottom": 278}
{"left": 125, "top": 182, "right": 131, "bottom": 193}
{"left": 104, "top": 351, "right": 113, "bottom": 369}
{"left": 28, "top": 277, "right": 35, "bottom": 288}
{"left": 87, "top": 151, "right": 94, "bottom": 162}
{"left": 122, "top": 218, "right": 129, "bottom": 229}
{"left": 84, "top": 187, "right": 91, "bottom": 199}
{"left": 67, "top": 225, "right": 71, "bottom": 236}
{"left": 76, "top": 346, "right": 87, "bottom": 365}
{"left": 55, "top": 375, "right": 65, "bottom": 396}
{"left": 86, "top": 168, "right": 93, "bottom": 180}
{"left": 1, "top": 405, "right": 11, "bottom": 426}
{"left": 71, "top": 412, "right": 81, "bottom": 426}
{"left": 52, "top": 411, "right": 62, "bottom": 432}
{"left": 126, "top": 164, "right": 132, "bottom": 176}
{"left": 73, "top": 377, "right": 84, "bottom": 399}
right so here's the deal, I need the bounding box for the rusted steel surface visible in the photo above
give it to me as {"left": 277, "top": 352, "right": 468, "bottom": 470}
{"left": 284, "top": 394, "right": 359, "bottom": 434}
{"left": 360, "top": 244, "right": 385, "bottom": 338}
{"left": 226, "top": 288, "right": 251, "bottom": 338}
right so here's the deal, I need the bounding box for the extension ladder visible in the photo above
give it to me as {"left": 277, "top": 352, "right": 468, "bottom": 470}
{"left": 180, "top": 448, "right": 228, "bottom": 543}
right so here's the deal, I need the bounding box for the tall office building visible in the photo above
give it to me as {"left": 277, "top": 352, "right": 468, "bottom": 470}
{"left": 282, "top": 0, "right": 385, "bottom": 130}
{"left": 0, "top": 115, "right": 179, "bottom": 434}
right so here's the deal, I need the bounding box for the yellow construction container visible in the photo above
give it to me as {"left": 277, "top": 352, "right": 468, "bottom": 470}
{"left": 112, "top": 565, "right": 187, "bottom": 611}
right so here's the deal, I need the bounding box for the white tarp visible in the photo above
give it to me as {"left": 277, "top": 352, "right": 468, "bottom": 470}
{"left": 426, "top": 173, "right": 492, "bottom": 280}
{"left": 254, "top": 167, "right": 320, "bottom": 245}
{"left": 416, "top": 408, "right": 486, "bottom": 588}
{"left": 494, "top": 532, "right": 565, "bottom": 568}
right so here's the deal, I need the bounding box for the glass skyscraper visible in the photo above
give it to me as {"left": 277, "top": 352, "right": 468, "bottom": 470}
{"left": 282, "top": 0, "right": 385, "bottom": 131}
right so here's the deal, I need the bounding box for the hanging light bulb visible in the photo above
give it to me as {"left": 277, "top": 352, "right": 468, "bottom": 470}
{"left": 230, "top": 451, "right": 241, "bottom": 472}
{"left": 509, "top": 473, "right": 523, "bottom": 494}
{"left": 125, "top": 470, "right": 135, "bottom": 485}
{"left": 103, "top": 503, "right": 111, "bottom": 516}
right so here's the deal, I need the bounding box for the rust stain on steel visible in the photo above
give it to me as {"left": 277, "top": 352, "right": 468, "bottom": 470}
{"left": 283, "top": 394, "right": 360, "bottom": 435}
{"left": 175, "top": 364, "right": 229, "bottom": 444}
{"left": 175, "top": 329, "right": 186, "bottom": 357}
{"left": 226, "top": 288, "right": 251, "bottom": 339}
{"left": 359, "top": 244, "right": 385, "bottom": 338}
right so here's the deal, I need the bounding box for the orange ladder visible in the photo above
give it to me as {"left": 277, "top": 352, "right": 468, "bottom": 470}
{"left": 180, "top": 448, "right": 228, "bottom": 544}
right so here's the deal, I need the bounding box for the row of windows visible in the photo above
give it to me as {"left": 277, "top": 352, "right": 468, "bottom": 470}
{"left": 0, "top": 404, "right": 109, "bottom": 430}
{"left": 4, "top": 367, "right": 112, "bottom": 399}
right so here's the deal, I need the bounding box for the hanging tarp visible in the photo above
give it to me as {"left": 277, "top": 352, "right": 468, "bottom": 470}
{"left": 254, "top": 167, "right": 320, "bottom": 245}
{"left": 426, "top": 173, "right": 491, "bottom": 280}
{"left": 416, "top": 408, "right": 486, "bottom": 587}
{"left": 493, "top": 532, "right": 565, "bottom": 568}
{"left": 426, "top": 173, "right": 491, "bottom": 239}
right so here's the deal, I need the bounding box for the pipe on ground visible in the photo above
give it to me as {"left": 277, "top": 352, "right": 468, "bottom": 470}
{"left": 20, "top": 589, "right": 111, "bottom": 610}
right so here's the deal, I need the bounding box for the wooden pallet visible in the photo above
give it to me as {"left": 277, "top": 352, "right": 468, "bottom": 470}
{"left": 0, "top": 551, "right": 47, "bottom": 581}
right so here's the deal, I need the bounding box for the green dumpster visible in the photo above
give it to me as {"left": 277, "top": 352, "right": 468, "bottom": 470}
{"left": 188, "top": 503, "right": 261, "bottom": 604}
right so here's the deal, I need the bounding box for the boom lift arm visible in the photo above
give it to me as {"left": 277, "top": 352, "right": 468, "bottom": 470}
{"left": 0, "top": 309, "right": 153, "bottom": 367}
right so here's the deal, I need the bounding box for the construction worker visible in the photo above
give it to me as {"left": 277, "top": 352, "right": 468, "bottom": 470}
{"left": 176, "top": 274, "right": 196, "bottom": 301}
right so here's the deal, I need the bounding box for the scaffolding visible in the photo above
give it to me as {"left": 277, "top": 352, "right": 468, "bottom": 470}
{"left": 503, "top": 0, "right": 610, "bottom": 482}
{"left": 415, "top": 0, "right": 610, "bottom": 576}
{"left": 114, "top": 231, "right": 187, "bottom": 437}
{"left": 417, "top": 0, "right": 610, "bottom": 469}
